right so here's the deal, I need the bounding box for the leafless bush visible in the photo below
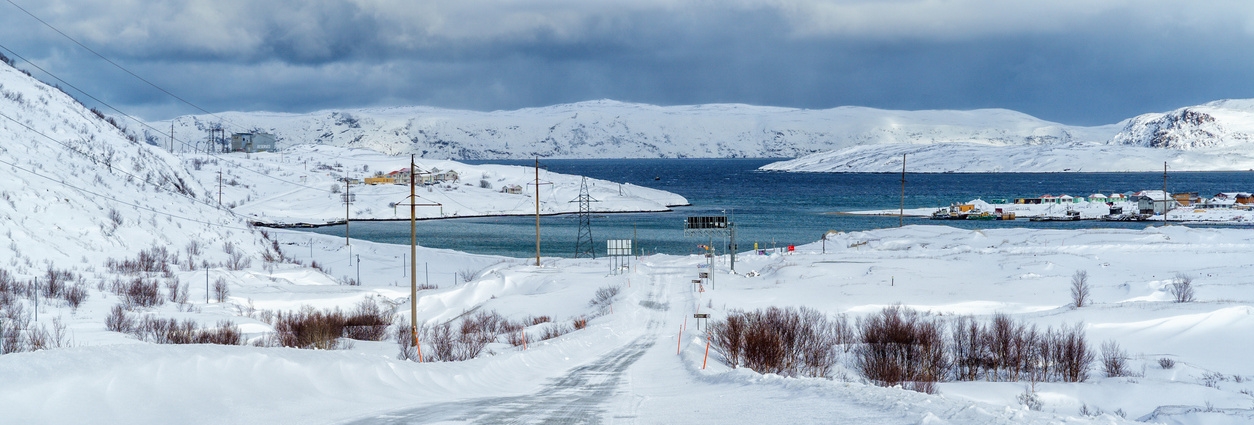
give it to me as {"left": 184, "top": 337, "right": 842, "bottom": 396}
{"left": 106, "top": 245, "right": 173, "bottom": 275}
{"left": 1158, "top": 357, "right": 1176, "bottom": 369}
{"left": 1058, "top": 322, "right": 1095, "bottom": 383}
{"left": 710, "top": 306, "right": 843, "bottom": 378}
{"left": 105, "top": 304, "right": 135, "bottom": 333}
{"left": 130, "top": 315, "right": 241, "bottom": 345}
{"left": 42, "top": 267, "right": 76, "bottom": 299}
{"left": 425, "top": 322, "right": 456, "bottom": 360}
{"left": 573, "top": 317, "right": 588, "bottom": 330}
{"left": 458, "top": 268, "right": 479, "bottom": 283}
{"left": 122, "top": 277, "right": 163, "bottom": 309}
{"left": 856, "top": 305, "right": 947, "bottom": 392}
{"left": 416, "top": 283, "right": 438, "bottom": 291}
{"left": 273, "top": 306, "right": 349, "bottom": 350}
{"left": 1101, "top": 340, "right": 1128, "bottom": 377}
{"left": 539, "top": 323, "right": 573, "bottom": 341}
{"left": 1070, "top": 270, "right": 1090, "bottom": 308}
{"left": 395, "top": 318, "right": 418, "bottom": 361}
{"left": 63, "top": 282, "right": 88, "bottom": 310}
{"left": 1170, "top": 274, "right": 1195, "bottom": 303}
{"left": 1018, "top": 387, "right": 1043, "bottom": 411}
{"left": 342, "top": 297, "right": 393, "bottom": 341}
{"left": 213, "top": 278, "right": 229, "bottom": 303}
{"left": 588, "top": 285, "right": 621, "bottom": 308}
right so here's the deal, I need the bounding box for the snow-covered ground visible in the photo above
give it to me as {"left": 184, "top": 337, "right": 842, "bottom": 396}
{"left": 181, "top": 145, "right": 688, "bottom": 225}
{"left": 7, "top": 225, "right": 1254, "bottom": 424}
{"left": 9, "top": 46, "right": 1254, "bottom": 425}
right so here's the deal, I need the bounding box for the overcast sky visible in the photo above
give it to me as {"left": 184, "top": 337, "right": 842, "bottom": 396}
{"left": 2, "top": 0, "right": 1253, "bottom": 125}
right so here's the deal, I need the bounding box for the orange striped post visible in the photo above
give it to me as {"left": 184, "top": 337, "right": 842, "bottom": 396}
{"left": 702, "top": 341, "right": 710, "bottom": 369}
{"left": 677, "top": 325, "right": 683, "bottom": 355}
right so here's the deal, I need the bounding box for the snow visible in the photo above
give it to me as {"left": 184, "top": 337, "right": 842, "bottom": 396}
{"left": 180, "top": 144, "right": 688, "bottom": 226}
{"left": 8, "top": 56, "right": 1254, "bottom": 425}
{"left": 151, "top": 100, "right": 1119, "bottom": 160}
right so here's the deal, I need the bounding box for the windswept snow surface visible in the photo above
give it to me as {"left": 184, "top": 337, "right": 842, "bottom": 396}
{"left": 7, "top": 225, "right": 1254, "bottom": 424}
{"left": 181, "top": 145, "right": 687, "bottom": 225}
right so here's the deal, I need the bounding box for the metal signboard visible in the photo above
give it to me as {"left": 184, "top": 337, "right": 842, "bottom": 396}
{"left": 606, "top": 239, "right": 632, "bottom": 256}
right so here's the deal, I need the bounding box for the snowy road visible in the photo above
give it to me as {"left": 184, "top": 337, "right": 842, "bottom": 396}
{"left": 343, "top": 332, "right": 657, "bottom": 424}
{"left": 338, "top": 261, "right": 924, "bottom": 425}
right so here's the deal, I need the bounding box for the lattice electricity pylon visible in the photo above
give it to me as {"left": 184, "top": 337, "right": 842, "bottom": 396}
{"left": 571, "top": 177, "right": 599, "bottom": 258}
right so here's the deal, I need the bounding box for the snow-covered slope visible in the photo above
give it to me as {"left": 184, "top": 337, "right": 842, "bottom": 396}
{"left": 0, "top": 60, "right": 265, "bottom": 269}
{"left": 184, "top": 145, "right": 688, "bottom": 226}
{"left": 154, "top": 101, "right": 1117, "bottom": 160}
{"left": 767, "top": 99, "right": 1254, "bottom": 172}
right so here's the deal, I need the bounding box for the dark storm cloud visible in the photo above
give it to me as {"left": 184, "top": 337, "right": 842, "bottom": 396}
{"left": 2, "top": 0, "right": 1253, "bottom": 125}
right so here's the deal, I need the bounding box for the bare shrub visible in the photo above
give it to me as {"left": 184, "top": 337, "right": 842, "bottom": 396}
{"left": 123, "top": 277, "right": 163, "bottom": 309}
{"left": 395, "top": 318, "right": 418, "bottom": 361}
{"left": 131, "top": 315, "right": 241, "bottom": 345}
{"left": 63, "top": 282, "right": 88, "bottom": 310}
{"left": 855, "top": 305, "right": 947, "bottom": 392}
{"left": 42, "top": 267, "right": 76, "bottom": 299}
{"left": 425, "top": 322, "right": 455, "bottom": 361}
{"left": 1070, "top": 270, "right": 1090, "bottom": 308}
{"left": 588, "top": 285, "right": 621, "bottom": 308}
{"left": 105, "top": 304, "right": 135, "bottom": 333}
{"left": 1101, "top": 340, "right": 1128, "bottom": 377}
{"left": 458, "top": 268, "right": 478, "bottom": 283}
{"left": 573, "top": 317, "right": 588, "bottom": 330}
{"left": 1018, "top": 387, "right": 1043, "bottom": 411}
{"left": 273, "top": 306, "right": 349, "bottom": 350}
{"left": 1058, "top": 322, "right": 1095, "bottom": 383}
{"left": 106, "top": 245, "right": 172, "bottom": 275}
{"left": 1158, "top": 357, "right": 1176, "bottom": 369}
{"left": 213, "top": 278, "right": 229, "bottom": 303}
{"left": 1170, "top": 274, "right": 1195, "bottom": 303}
{"left": 342, "top": 297, "right": 393, "bottom": 341}
{"left": 710, "top": 306, "right": 842, "bottom": 378}
{"left": 539, "top": 323, "right": 573, "bottom": 341}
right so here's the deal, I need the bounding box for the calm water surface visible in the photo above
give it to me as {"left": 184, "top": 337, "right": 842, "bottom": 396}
{"left": 301, "top": 159, "right": 1254, "bottom": 258}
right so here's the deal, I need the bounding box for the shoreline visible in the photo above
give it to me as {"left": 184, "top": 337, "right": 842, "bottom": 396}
{"left": 250, "top": 203, "right": 693, "bottom": 228}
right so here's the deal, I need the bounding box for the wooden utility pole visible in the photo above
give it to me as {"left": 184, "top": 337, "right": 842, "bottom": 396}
{"left": 900, "top": 153, "right": 906, "bottom": 228}
{"left": 345, "top": 178, "right": 351, "bottom": 245}
{"left": 409, "top": 155, "right": 422, "bottom": 362}
{"left": 535, "top": 157, "right": 541, "bottom": 266}
{"left": 1162, "top": 161, "right": 1168, "bottom": 225}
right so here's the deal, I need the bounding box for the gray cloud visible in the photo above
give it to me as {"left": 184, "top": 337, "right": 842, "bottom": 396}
{"left": 3, "top": 0, "right": 1254, "bottom": 125}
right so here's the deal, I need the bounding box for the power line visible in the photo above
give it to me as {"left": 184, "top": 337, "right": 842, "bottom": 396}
{"left": 0, "top": 46, "right": 330, "bottom": 193}
{"left": 0, "top": 109, "right": 231, "bottom": 213}
{"left": 0, "top": 154, "right": 257, "bottom": 233}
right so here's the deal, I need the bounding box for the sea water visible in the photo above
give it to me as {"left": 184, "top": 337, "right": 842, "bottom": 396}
{"left": 300, "top": 159, "right": 1254, "bottom": 258}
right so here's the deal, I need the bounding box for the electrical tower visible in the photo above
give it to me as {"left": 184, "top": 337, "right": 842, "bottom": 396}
{"left": 572, "top": 177, "right": 599, "bottom": 258}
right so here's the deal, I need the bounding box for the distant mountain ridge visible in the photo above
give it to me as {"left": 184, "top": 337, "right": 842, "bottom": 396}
{"left": 152, "top": 98, "right": 1254, "bottom": 171}
{"left": 154, "top": 100, "right": 1119, "bottom": 160}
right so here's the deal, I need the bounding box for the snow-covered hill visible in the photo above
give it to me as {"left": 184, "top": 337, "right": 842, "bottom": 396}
{"left": 0, "top": 59, "right": 265, "bottom": 270}
{"left": 153, "top": 101, "right": 1119, "bottom": 160}
{"left": 187, "top": 144, "right": 688, "bottom": 226}
{"left": 767, "top": 99, "right": 1254, "bottom": 172}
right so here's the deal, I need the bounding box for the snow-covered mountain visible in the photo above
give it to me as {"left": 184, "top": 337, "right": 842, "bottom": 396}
{"left": 153, "top": 101, "right": 1119, "bottom": 160}
{"left": 1109, "top": 99, "right": 1254, "bottom": 150}
{"left": 767, "top": 100, "right": 1254, "bottom": 172}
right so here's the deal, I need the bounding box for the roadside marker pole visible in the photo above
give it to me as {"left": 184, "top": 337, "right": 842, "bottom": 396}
{"left": 523, "top": 331, "right": 528, "bottom": 350}
{"left": 677, "top": 325, "right": 683, "bottom": 355}
{"left": 702, "top": 341, "right": 710, "bottom": 370}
